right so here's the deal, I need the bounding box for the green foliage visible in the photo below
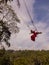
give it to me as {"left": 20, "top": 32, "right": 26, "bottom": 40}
{"left": 0, "top": 49, "right": 13, "bottom": 65}
{"left": 0, "top": 20, "right": 11, "bottom": 47}
{"left": 0, "top": 50, "right": 49, "bottom": 65}
{"left": 0, "top": 0, "right": 20, "bottom": 48}
{"left": 0, "top": 0, "right": 13, "bottom": 4}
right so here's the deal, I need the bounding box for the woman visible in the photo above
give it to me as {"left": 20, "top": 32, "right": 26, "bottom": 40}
{"left": 30, "top": 30, "right": 42, "bottom": 41}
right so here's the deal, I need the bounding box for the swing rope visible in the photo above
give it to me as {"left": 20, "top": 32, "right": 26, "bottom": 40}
{"left": 23, "top": 0, "right": 38, "bottom": 31}
{"left": 17, "top": 0, "right": 20, "bottom": 8}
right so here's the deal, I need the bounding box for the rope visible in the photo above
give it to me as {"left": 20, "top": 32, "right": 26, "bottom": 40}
{"left": 17, "top": 0, "right": 20, "bottom": 8}
{"left": 23, "top": 0, "right": 38, "bottom": 31}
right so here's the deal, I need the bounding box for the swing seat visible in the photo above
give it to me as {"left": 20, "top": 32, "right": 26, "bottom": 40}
{"left": 31, "top": 35, "right": 35, "bottom": 41}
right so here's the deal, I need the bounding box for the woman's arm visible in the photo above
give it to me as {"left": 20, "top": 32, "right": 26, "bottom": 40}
{"left": 30, "top": 30, "right": 35, "bottom": 33}
{"left": 36, "top": 32, "right": 42, "bottom": 34}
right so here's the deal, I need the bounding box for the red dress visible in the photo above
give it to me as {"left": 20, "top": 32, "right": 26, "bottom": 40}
{"left": 31, "top": 32, "right": 38, "bottom": 41}
{"left": 31, "top": 34, "right": 35, "bottom": 41}
{"left": 30, "top": 30, "right": 42, "bottom": 41}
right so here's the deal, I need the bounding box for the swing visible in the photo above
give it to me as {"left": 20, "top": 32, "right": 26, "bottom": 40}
{"left": 23, "top": 0, "right": 42, "bottom": 41}
{"left": 17, "top": 0, "right": 42, "bottom": 41}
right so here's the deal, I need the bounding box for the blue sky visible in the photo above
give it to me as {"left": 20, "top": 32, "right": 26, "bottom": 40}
{"left": 5, "top": 0, "right": 49, "bottom": 50}
{"left": 34, "top": 0, "right": 49, "bottom": 22}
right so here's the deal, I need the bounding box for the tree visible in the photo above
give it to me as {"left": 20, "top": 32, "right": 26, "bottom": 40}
{"left": 34, "top": 59, "right": 41, "bottom": 65}
{"left": 1, "top": 54, "right": 13, "bottom": 65}
{"left": 0, "top": 0, "right": 20, "bottom": 48}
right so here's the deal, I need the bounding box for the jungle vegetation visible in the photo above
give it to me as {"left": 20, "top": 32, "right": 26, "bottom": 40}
{"left": 0, "top": 49, "right": 49, "bottom": 65}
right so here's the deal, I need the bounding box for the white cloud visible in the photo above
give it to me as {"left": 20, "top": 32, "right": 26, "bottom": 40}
{"left": 5, "top": 0, "right": 49, "bottom": 50}
{"left": 11, "top": 0, "right": 35, "bottom": 23}
{"left": 7, "top": 21, "right": 49, "bottom": 50}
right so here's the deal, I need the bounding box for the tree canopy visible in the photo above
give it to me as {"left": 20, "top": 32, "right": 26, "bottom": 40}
{"left": 0, "top": 0, "right": 20, "bottom": 48}
{"left": 0, "top": 50, "right": 49, "bottom": 65}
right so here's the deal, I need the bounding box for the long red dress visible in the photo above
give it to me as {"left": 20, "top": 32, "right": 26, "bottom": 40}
{"left": 31, "top": 31, "right": 38, "bottom": 41}
{"left": 31, "top": 34, "right": 35, "bottom": 41}
{"left": 30, "top": 30, "right": 42, "bottom": 41}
